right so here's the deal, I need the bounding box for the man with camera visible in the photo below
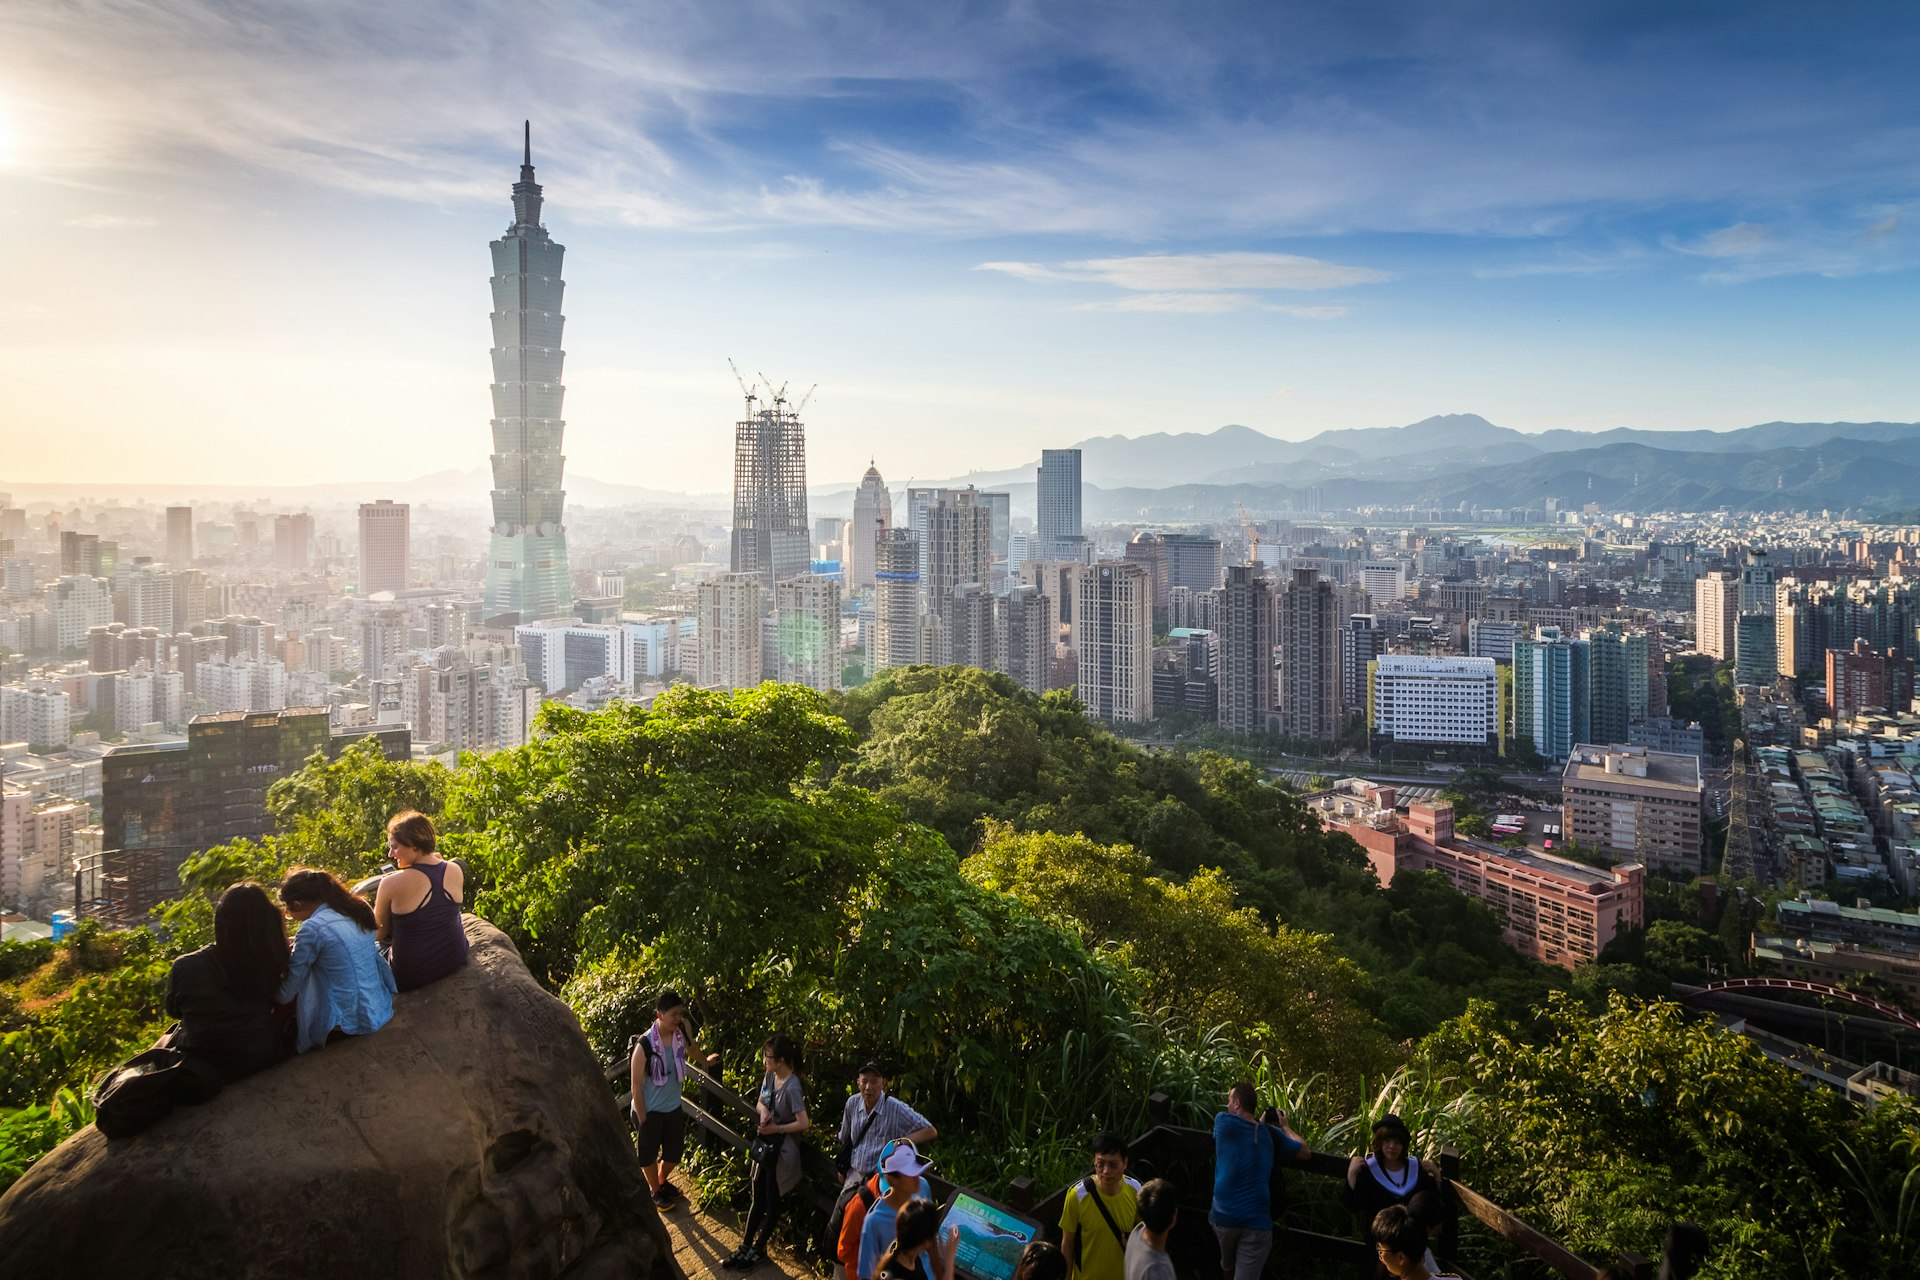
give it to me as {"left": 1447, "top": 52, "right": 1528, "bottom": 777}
{"left": 1209, "top": 1081, "right": 1312, "bottom": 1280}
{"left": 823, "top": 1059, "right": 939, "bottom": 1278}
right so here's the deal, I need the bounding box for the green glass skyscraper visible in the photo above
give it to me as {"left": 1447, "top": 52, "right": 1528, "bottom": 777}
{"left": 484, "top": 123, "right": 572, "bottom": 623}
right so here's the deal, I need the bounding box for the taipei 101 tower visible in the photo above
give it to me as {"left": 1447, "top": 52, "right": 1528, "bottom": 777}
{"left": 483, "top": 123, "right": 572, "bottom": 623}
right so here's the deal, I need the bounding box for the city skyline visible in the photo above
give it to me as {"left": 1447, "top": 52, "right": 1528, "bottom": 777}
{"left": 1, "top": 1, "right": 1916, "bottom": 493}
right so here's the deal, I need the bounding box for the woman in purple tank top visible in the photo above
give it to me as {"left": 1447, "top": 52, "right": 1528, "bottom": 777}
{"left": 374, "top": 811, "right": 470, "bottom": 991}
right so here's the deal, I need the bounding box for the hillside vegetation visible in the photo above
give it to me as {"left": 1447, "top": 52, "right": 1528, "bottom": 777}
{"left": 1, "top": 669, "right": 1915, "bottom": 1277}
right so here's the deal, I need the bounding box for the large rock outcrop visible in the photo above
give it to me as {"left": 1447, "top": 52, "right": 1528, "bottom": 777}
{"left": 0, "top": 918, "right": 675, "bottom": 1280}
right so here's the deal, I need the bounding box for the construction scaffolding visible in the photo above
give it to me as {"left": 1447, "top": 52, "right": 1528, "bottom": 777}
{"left": 727, "top": 363, "right": 812, "bottom": 589}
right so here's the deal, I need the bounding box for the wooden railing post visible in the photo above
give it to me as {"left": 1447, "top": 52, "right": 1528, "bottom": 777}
{"left": 1147, "top": 1092, "right": 1171, "bottom": 1125}
{"left": 1007, "top": 1176, "right": 1035, "bottom": 1214}
{"left": 1617, "top": 1251, "right": 1653, "bottom": 1280}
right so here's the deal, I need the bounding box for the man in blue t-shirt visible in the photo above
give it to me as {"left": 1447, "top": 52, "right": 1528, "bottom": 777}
{"left": 1210, "top": 1081, "right": 1312, "bottom": 1280}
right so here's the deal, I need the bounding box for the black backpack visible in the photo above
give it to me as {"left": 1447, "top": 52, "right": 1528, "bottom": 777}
{"left": 92, "top": 1041, "right": 226, "bottom": 1139}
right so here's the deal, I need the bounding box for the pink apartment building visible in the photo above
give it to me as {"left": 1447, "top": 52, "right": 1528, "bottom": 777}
{"left": 1307, "top": 780, "right": 1644, "bottom": 969}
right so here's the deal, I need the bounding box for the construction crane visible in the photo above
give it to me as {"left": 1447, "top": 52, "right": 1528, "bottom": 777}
{"left": 727, "top": 358, "right": 757, "bottom": 406}
{"left": 792, "top": 384, "right": 818, "bottom": 417}
{"left": 1236, "top": 502, "right": 1260, "bottom": 566}
{"left": 758, "top": 371, "right": 788, "bottom": 406}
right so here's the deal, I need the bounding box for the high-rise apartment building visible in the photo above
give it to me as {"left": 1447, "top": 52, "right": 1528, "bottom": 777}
{"left": 773, "top": 573, "right": 842, "bottom": 691}
{"left": 395, "top": 649, "right": 538, "bottom": 753}
{"left": 1169, "top": 586, "right": 1219, "bottom": 632}
{"left": 195, "top": 655, "right": 289, "bottom": 713}
{"left": 1468, "top": 617, "right": 1525, "bottom": 664}
{"left": 925, "top": 488, "right": 991, "bottom": 630}
{"left": 1586, "top": 626, "right": 1649, "bottom": 746}
{"left": 996, "top": 585, "right": 1055, "bottom": 694}
{"left": 870, "top": 530, "right": 923, "bottom": 674}
{"left": 1217, "top": 565, "right": 1277, "bottom": 734}
{"left": 0, "top": 682, "right": 72, "bottom": 751}
{"left": 1162, "top": 534, "right": 1224, "bottom": 593}
{"left": 1037, "top": 448, "right": 1086, "bottom": 562}
{"left": 698, "top": 572, "right": 765, "bottom": 691}
{"left": 484, "top": 125, "right": 572, "bottom": 624}
{"left": 1695, "top": 570, "right": 1738, "bottom": 660}
{"left": 1738, "top": 556, "right": 1776, "bottom": 614}
{"left": 165, "top": 506, "right": 194, "bottom": 567}
{"left": 1076, "top": 562, "right": 1152, "bottom": 722}
{"left": 124, "top": 565, "right": 174, "bottom": 633}
{"left": 60, "top": 532, "right": 103, "bottom": 577}
{"left": 1735, "top": 613, "right": 1777, "bottom": 687}
{"left": 1513, "top": 627, "right": 1591, "bottom": 763}
{"left": 729, "top": 382, "right": 811, "bottom": 590}
{"left": 1359, "top": 560, "right": 1409, "bottom": 605}
{"left": 848, "top": 463, "right": 892, "bottom": 591}
{"left": 171, "top": 570, "right": 208, "bottom": 631}
{"left": 48, "top": 576, "right": 113, "bottom": 651}
{"left": 358, "top": 499, "right": 411, "bottom": 597}
{"left": 1123, "top": 535, "right": 1171, "bottom": 621}
{"left": 1279, "top": 566, "right": 1341, "bottom": 742}
{"left": 273, "top": 513, "right": 313, "bottom": 571}
{"left": 1827, "top": 638, "right": 1916, "bottom": 716}
{"left": 980, "top": 491, "right": 1012, "bottom": 583}
{"left": 1343, "top": 614, "right": 1385, "bottom": 714}
{"left": 946, "top": 583, "right": 996, "bottom": 670}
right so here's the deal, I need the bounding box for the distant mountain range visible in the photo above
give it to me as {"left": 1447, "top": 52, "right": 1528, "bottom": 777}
{"left": 13, "top": 416, "right": 1919, "bottom": 516}
{"left": 928, "top": 415, "right": 1920, "bottom": 517}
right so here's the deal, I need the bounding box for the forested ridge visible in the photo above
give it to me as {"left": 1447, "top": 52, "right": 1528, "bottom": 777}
{"left": 2, "top": 667, "right": 1915, "bottom": 1277}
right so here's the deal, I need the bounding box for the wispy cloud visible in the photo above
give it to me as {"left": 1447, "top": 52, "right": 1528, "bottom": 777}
{"left": 2, "top": 0, "right": 1917, "bottom": 249}
{"left": 1067, "top": 252, "right": 1388, "bottom": 291}
{"left": 1662, "top": 209, "right": 1917, "bottom": 283}
{"left": 63, "top": 214, "right": 156, "bottom": 229}
{"left": 984, "top": 251, "right": 1378, "bottom": 316}
{"left": 1474, "top": 245, "right": 1648, "bottom": 278}
{"left": 1078, "top": 291, "right": 1259, "bottom": 313}
{"left": 1671, "top": 222, "right": 1776, "bottom": 258}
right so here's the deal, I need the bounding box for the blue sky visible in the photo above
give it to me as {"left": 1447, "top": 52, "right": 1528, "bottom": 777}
{"left": 1, "top": 0, "right": 1916, "bottom": 493}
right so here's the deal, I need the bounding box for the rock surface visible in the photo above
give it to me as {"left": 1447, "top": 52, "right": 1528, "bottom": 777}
{"left": 0, "top": 918, "right": 675, "bottom": 1280}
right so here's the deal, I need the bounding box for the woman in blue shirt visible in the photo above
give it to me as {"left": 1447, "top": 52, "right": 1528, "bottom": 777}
{"left": 276, "top": 869, "right": 396, "bottom": 1053}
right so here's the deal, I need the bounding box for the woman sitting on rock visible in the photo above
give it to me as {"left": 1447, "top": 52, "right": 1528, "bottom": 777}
{"left": 164, "top": 882, "right": 294, "bottom": 1080}
{"left": 277, "top": 868, "right": 396, "bottom": 1053}
{"left": 373, "top": 810, "right": 469, "bottom": 991}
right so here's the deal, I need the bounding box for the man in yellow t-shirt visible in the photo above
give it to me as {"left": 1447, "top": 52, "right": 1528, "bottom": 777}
{"left": 1060, "top": 1132, "right": 1141, "bottom": 1280}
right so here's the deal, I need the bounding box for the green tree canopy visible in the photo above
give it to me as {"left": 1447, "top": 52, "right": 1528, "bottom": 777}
{"left": 964, "top": 822, "right": 1397, "bottom": 1084}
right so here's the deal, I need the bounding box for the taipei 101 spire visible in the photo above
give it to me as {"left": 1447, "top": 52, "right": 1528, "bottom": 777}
{"left": 483, "top": 121, "right": 572, "bottom": 623}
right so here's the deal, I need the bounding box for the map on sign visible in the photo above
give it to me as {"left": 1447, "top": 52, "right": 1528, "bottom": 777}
{"left": 943, "top": 1192, "right": 1038, "bottom": 1280}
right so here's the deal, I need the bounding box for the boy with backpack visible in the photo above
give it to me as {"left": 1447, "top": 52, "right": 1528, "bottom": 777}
{"left": 629, "top": 988, "right": 718, "bottom": 1209}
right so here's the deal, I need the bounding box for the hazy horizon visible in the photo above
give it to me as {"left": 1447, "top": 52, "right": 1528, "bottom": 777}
{"left": 3, "top": 1, "right": 1916, "bottom": 493}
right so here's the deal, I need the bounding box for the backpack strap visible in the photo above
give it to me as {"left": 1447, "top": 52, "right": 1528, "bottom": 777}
{"left": 1080, "top": 1176, "right": 1129, "bottom": 1250}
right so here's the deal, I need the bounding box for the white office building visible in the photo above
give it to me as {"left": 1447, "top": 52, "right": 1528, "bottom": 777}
{"left": 1370, "top": 654, "right": 1499, "bottom": 747}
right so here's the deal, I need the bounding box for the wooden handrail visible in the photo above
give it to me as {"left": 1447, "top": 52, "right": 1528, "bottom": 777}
{"left": 1452, "top": 1180, "right": 1596, "bottom": 1280}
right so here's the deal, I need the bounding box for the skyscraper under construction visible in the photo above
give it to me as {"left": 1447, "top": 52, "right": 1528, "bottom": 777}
{"left": 728, "top": 372, "right": 811, "bottom": 589}
{"left": 484, "top": 124, "right": 572, "bottom": 624}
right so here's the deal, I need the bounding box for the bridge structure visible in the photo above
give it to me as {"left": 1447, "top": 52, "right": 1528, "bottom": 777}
{"left": 1681, "top": 977, "right": 1920, "bottom": 1033}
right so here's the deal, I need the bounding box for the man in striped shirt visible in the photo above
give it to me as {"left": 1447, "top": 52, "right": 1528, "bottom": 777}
{"left": 824, "top": 1060, "right": 938, "bottom": 1277}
